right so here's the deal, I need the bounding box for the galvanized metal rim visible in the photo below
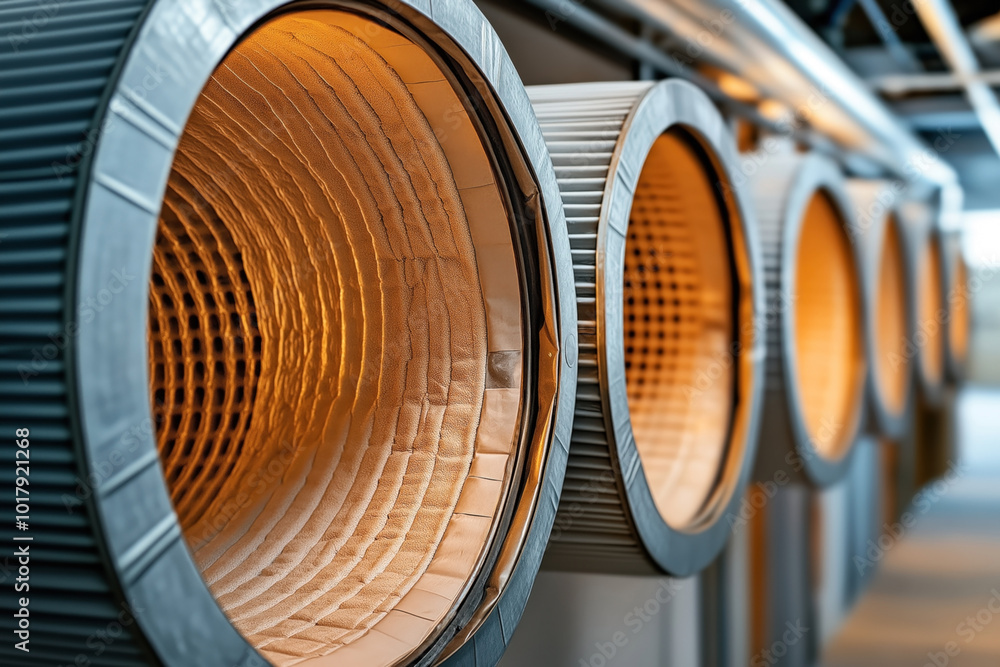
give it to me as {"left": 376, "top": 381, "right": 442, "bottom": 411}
{"left": 596, "top": 78, "right": 765, "bottom": 576}
{"left": 71, "top": 1, "right": 578, "bottom": 664}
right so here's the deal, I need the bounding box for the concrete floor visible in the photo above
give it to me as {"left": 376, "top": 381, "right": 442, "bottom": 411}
{"left": 822, "top": 388, "right": 1000, "bottom": 667}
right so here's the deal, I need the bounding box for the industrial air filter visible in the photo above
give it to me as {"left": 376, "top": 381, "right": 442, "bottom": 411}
{"left": 899, "top": 197, "right": 947, "bottom": 406}
{"left": 745, "top": 152, "right": 866, "bottom": 487}
{"left": 0, "top": 2, "right": 579, "bottom": 666}
{"left": 528, "top": 80, "right": 764, "bottom": 576}
{"left": 844, "top": 181, "right": 914, "bottom": 439}
{"left": 941, "top": 230, "right": 970, "bottom": 383}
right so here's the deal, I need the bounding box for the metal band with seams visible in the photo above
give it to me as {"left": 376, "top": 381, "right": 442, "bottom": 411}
{"left": 0, "top": 1, "right": 579, "bottom": 665}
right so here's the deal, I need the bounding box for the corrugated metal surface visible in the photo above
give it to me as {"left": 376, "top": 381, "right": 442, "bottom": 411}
{"left": 0, "top": 0, "right": 153, "bottom": 663}
{"left": 528, "top": 83, "right": 657, "bottom": 573}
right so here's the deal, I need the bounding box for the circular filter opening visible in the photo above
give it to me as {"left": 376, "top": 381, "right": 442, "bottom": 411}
{"left": 623, "top": 128, "right": 735, "bottom": 530}
{"left": 918, "top": 235, "right": 945, "bottom": 385}
{"left": 792, "top": 191, "right": 863, "bottom": 460}
{"left": 874, "top": 217, "right": 908, "bottom": 415}
{"left": 148, "top": 11, "right": 525, "bottom": 666}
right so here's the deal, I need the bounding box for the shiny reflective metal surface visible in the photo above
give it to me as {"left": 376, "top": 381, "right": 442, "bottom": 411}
{"left": 71, "top": 1, "right": 578, "bottom": 665}
{"left": 592, "top": 0, "right": 958, "bottom": 189}
{"left": 912, "top": 0, "right": 1000, "bottom": 158}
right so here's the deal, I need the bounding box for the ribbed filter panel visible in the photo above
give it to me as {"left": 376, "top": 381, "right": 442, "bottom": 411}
{"left": 531, "top": 84, "right": 649, "bottom": 572}
{"left": 2, "top": 1, "right": 584, "bottom": 665}
{"left": 0, "top": 1, "right": 153, "bottom": 665}
{"left": 527, "top": 80, "right": 763, "bottom": 576}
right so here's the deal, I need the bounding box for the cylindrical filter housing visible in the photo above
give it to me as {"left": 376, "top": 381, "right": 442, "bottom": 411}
{"left": 529, "top": 80, "right": 765, "bottom": 576}
{"left": 941, "top": 228, "right": 970, "bottom": 384}
{"left": 0, "top": 2, "right": 581, "bottom": 665}
{"left": 845, "top": 180, "right": 915, "bottom": 439}
{"left": 746, "top": 152, "right": 867, "bottom": 487}
{"left": 898, "top": 196, "right": 948, "bottom": 406}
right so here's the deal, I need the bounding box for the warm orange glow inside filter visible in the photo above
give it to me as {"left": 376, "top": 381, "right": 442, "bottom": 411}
{"left": 623, "top": 129, "right": 735, "bottom": 529}
{"left": 792, "top": 191, "right": 862, "bottom": 459}
{"left": 874, "top": 218, "right": 908, "bottom": 415}
{"left": 950, "top": 256, "right": 970, "bottom": 365}
{"left": 147, "top": 11, "right": 524, "bottom": 666}
{"left": 918, "top": 236, "right": 944, "bottom": 384}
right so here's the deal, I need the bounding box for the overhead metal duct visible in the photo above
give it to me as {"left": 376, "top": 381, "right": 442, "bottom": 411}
{"left": 744, "top": 152, "right": 867, "bottom": 487}
{"left": 912, "top": 0, "right": 1000, "bottom": 160}
{"left": 585, "top": 0, "right": 958, "bottom": 189}
{"left": 844, "top": 181, "right": 915, "bottom": 440}
{"left": 527, "top": 80, "right": 764, "bottom": 576}
{"left": 0, "top": 2, "right": 579, "bottom": 665}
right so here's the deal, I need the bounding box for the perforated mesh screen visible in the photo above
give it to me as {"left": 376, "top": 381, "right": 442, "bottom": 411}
{"left": 623, "top": 129, "right": 734, "bottom": 529}
{"left": 148, "top": 183, "right": 262, "bottom": 530}
{"left": 144, "top": 10, "right": 524, "bottom": 666}
{"left": 793, "top": 191, "right": 862, "bottom": 459}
